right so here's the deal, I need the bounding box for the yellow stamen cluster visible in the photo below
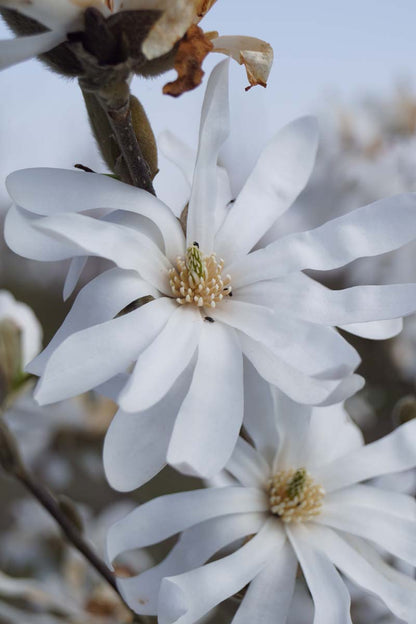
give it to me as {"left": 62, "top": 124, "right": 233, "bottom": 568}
{"left": 169, "top": 243, "right": 232, "bottom": 308}
{"left": 268, "top": 467, "right": 325, "bottom": 523}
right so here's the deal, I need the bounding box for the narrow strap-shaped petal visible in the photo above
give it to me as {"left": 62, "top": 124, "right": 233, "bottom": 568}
{"left": 272, "top": 392, "right": 312, "bottom": 472}
{"left": 107, "top": 486, "right": 268, "bottom": 562}
{"left": 103, "top": 364, "right": 193, "bottom": 492}
{"left": 0, "top": 31, "right": 65, "bottom": 71}
{"left": 237, "top": 271, "right": 416, "bottom": 326}
{"left": 304, "top": 525, "right": 416, "bottom": 623}
{"left": 158, "top": 131, "right": 195, "bottom": 187}
{"left": 215, "top": 116, "right": 318, "bottom": 261}
{"left": 167, "top": 324, "right": 244, "bottom": 478}
{"left": 6, "top": 168, "right": 185, "bottom": 261}
{"left": 158, "top": 519, "right": 285, "bottom": 624}
{"left": 232, "top": 539, "right": 297, "bottom": 624}
{"left": 314, "top": 419, "right": 416, "bottom": 491}
{"left": 34, "top": 212, "right": 172, "bottom": 293}
{"left": 118, "top": 306, "right": 202, "bottom": 412}
{"left": 303, "top": 404, "right": 363, "bottom": 469}
{"left": 316, "top": 505, "right": 416, "bottom": 565}
{"left": 240, "top": 332, "right": 364, "bottom": 406}
{"left": 186, "top": 60, "right": 230, "bottom": 252}
{"left": 242, "top": 359, "right": 278, "bottom": 465}
{"left": 226, "top": 437, "right": 271, "bottom": 488}
{"left": 33, "top": 297, "right": 176, "bottom": 405}
{"left": 211, "top": 300, "right": 288, "bottom": 347}
{"left": 5, "top": 205, "right": 79, "bottom": 261}
{"left": 338, "top": 318, "right": 403, "bottom": 340}
{"left": 118, "top": 512, "right": 266, "bottom": 615}
{"left": 63, "top": 257, "right": 88, "bottom": 300}
{"left": 228, "top": 192, "right": 416, "bottom": 286}
{"left": 287, "top": 524, "right": 353, "bottom": 624}
{"left": 325, "top": 484, "right": 416, "bottom": 520}
{"left": 29, "top": 268, "right": 156, "bottom": 376}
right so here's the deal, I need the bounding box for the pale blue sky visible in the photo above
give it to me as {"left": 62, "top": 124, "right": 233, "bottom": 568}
{"left": 1, "top": 0, "right": 415, "bottom": 199}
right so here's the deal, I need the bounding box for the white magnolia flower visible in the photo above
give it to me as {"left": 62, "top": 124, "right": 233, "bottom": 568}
{"left": 107, "top": 387, "right": 416, "bottom": 624}
{"left": 0, "top": 0, "right": 272, "bottom": 90}
{"left": 6, "top": 60, "right": 416, "bottom": 477}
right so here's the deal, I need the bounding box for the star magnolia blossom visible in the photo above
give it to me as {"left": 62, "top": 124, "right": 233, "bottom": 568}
{"left": 0, "top": 0, "right": 272, "bottom": 90}
{"left": 6, "top": 60, "right": 416, "bottom": 478}
{"left": 107, "top": 386, "right": 416, "bottom": 624}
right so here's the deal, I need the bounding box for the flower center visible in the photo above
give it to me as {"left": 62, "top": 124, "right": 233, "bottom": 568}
{"left": 267, "top": 467, "right": 325, "bottom": 523}
{"left": 169, "top": 243, "right": 232, "bottom": 308}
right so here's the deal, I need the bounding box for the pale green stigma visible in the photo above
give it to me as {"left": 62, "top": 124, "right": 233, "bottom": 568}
{"left": 185, "top": 243, "right": 208, "bottom": 285}
{"left": 268, "top": 467, "right": 325, "bottom": 523}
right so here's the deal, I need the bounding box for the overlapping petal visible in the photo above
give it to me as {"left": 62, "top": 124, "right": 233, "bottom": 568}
{"left": 33, "top": 297, "right": 176, "bottom": 404}
{"left": 167, "top": 323, "right": 244, "bottom": 477}
{"left": 215, "top": 116, "right": 319, "bottom": 261}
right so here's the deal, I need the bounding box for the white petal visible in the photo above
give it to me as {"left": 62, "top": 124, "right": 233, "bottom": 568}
{"left": 167, "top": 323, "right": 244, "bottom": 478}
{"left": 287, "top": 524, "right": 353, "bottom": 624}
{"left": 118, "top": 512, "right": 266, "bottom": 615}
{"left": 158, "top": 519, "right": 285, "bottom": 624}
{"left": 325, "top": 484, "right": 416, "bottom": 521}
{"left": 5, "top": 205, "right": 77, "bottom": 261}
{"left": 6, "top": 168, "right": 185, "bottom": 262}
{"left": 229, "top": 192, "right": 416, "bottom": 284}
{"left": 35, "top": 213, "right": 172, "bottom": 293}
{"left": 314, "top": 419, "right": 416, "bottom": 492}
{"left": 119, "top": 306, "right": 201, "bottom": 412}
{"left": 0, "top": 30, "right": 64, "bottom": 71}
{"left": 215, "top": 116, "right": 318, "bottom": 261}
{"left": 103, "top": 365, "right": 193, "bottom": 492}
{"left": 29, "top": 268, "right": 155, "bottom": 375}
{"left": 269, "top": 315, "right": 360, "bottom": 380}
{"left": 107, "top": 486, "right": 268, "bottom": 562}
{"left": 304, "top": 525, "right": 416, "bottom": 623}
{"left": 63, "top": 257, "right": 88, "bottom": 300}
{"left": 303, "top": 404, "right": 364, "bottom": 469}
{"left": 317, "top": 505, "right": 416, "bottom": 566}
{"left": 232, "top": 539, "right": 297, "bottom": 624}
{"left": 226, "top": 438, "right": 271, "bottom": 488}
{"left": 273, "top": 392, "right": 312, "bottom": 472}
{"left": 236, "top": 271, "right": 416, "bottom": 326}
{"left": 158, "top": 131, "right": 195, "bottom": 187}
{"left": 33, "top": 297, "right": 176, "bottom": 404}
{"left": 242, "top": 359, "right": 278, "bottom": 465}
{"left": 240, "top": 333, "right": 363, "bottom": 406}
{"left": 211, "top": 300, "right": 287, "bottom": 347}
{"left": 338, "top": 318, "right": 403, "bottom": 340}
{"left": 186, "top": 60, "right": 230, "bottom": 252}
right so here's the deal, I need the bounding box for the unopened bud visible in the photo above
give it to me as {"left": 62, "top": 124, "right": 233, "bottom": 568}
{"left": 0, "top": 319, "right": 22, "bottom": 405}
{"left": 0, "top": 420, "right": 24, "bottom": 477}
{"left": 392, "top": 395, "right": 416, "bottom": 426}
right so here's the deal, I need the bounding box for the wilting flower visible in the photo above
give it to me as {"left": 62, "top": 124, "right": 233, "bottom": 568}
{"left": 0, "top": 0, "right": 272, "bottom": 93}
{"left": 6, "top": 60, "right": 416, "bottom": 477}
{"left": 107, "top": 386, "right": 416, "bottom": 624}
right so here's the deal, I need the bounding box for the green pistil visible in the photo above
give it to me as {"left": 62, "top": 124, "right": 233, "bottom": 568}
{"left": 186, "top": 243, "right": 207, "bottom": 283}
{"left": 286, "top": 468, "right": 307, "bottom": 500}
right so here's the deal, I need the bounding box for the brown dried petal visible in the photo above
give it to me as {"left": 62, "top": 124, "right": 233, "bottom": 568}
{"left": 163, "top": 24, "right": 213, "bottom": 97}
{"left": 211, "top": 34, "right": 274, "bottom": 90}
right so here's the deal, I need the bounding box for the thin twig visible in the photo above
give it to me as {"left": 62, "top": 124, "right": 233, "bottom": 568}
{"left": 17, "top": 469, "right": 119, "bottom": 594}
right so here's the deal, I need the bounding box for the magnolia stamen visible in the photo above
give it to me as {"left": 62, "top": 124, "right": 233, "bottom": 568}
{"left": 267, "top": 468, "right": 325, "bottom": 523}
{"left": 169, "top": 243, "right": 232, "bottom": 309}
